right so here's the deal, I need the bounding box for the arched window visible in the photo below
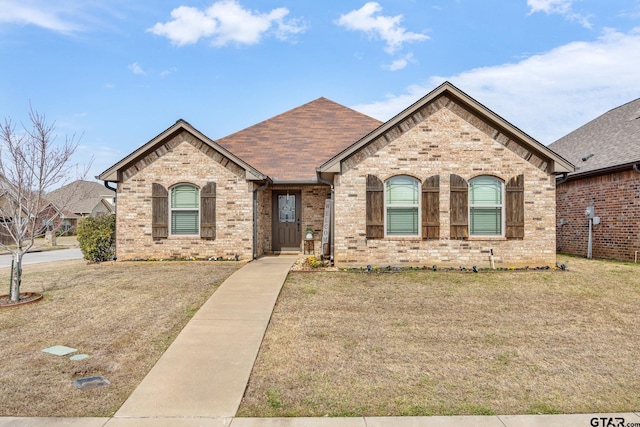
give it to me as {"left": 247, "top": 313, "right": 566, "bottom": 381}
{"left": 469, "top": 176, "right": 503, "bottom": 236}
{"left": 385, "top": 176, "right": 419, "bottom": 236}
{"left": 170, "top": 184, "right": 199, "bottom": 235}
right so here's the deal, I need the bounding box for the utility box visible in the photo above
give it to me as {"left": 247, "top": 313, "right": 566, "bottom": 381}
{"left": 585, "top": 206, "right": 595, "bottom": 219}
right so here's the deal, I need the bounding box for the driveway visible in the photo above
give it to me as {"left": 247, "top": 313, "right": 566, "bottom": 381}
{"left": 0, "top": 248, "right": 83, "bottom": 268}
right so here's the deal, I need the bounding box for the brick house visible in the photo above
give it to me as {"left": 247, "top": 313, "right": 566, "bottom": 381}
{"left": 549, "top": 97, "right": 640, "bottom": 262}
{"left": 46, "top": 180, "right": 115, "bottom": 234}
{"left": 98, "top": 82, "right": 573, "bottom": 267}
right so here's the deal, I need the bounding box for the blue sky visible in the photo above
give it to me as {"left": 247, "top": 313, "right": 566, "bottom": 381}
{"left": 1, "top": 0, "right": 639, "bottom": 181}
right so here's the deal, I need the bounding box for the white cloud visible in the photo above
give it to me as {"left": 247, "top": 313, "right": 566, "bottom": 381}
{"left": 160, "top": 67, "right": 177, "bottom": 78}
{"left": 527, "top": 0, "right": 592, "bottom": 28}
{"left": 128, "top": 62, "right": 147, "bottom": 75}
{"left": 0, "top": 0, "right": 131, "bottom": 34}
{"left": 336, "top": 2, "right": 429, "bottom": 54}
{"left": 527, "top": 0, "right": 573, "bottom": 14}
{"left": 351, "top": 28, "right": 640, "bottom": 144}
{"left": 383, "top": 53, "right": 414, "bottom": 71}
{"left": 148, "top": 0, "right": 306, "bottom": 47}
{"left": 0, "top": 1, "right": 82, "bottom": 33}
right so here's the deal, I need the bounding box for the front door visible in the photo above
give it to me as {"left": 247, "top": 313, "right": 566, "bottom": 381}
{"left": 272, "top": 191, "right": 301, "bottom": 252}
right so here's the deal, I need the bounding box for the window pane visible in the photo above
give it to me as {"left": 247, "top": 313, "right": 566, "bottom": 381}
{"left": 387, "top": 177, "right": 418, "bottom": 205}
{"left": 172, "top": 210, "right": 198, "bottom": 234}
{"left": 470, "top": 177, "right": 501, "bottom": 205}
{"left": 172, "top": 185, "right": 198, "bottom": 208}
{"left": 470, "top": 207, "right": 502, "bottom": 235}
{"left": 387, "top": 207, "right": 418, "bottom": 235}
{"left": 278, "top": 195, "right": 296, "bottom": 223}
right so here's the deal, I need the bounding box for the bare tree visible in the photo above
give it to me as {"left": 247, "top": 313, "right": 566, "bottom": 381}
{"left": 0, "top": 107, "right": 82, "bottom": 302}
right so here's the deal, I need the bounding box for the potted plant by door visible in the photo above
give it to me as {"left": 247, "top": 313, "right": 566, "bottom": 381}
{"left": 305, "top": 228, "right": 314, "bottom": 239}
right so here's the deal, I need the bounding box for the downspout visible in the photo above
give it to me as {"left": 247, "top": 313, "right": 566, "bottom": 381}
{"left": 253, "top": 179, "right": 270, "bottom": 260}
{"left": 633, "top": 163, "right": 640, "bottom": 174}
{"left": 316, "top": 172, "right": 334, "bottom": 265}
{"left": 556, "top": 172, "right": 569, "bottom": 185}
{"left": 103, "top": 180, "right": 117, "bottom": 260}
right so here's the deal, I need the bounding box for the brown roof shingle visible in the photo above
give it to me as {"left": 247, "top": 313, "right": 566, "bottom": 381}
{"left": 216, "top": 97, "right": 382, "bottom": 182}
{"left": 549, "top": 97, "right": 640, "bottom": 176}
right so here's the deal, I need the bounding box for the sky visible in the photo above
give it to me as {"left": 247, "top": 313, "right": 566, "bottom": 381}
{"left": 1, "top": 0, "right": 639, "bottom": 183}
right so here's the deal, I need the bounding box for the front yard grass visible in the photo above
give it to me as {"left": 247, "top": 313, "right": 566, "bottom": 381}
{"left": 238, "top": 255, "right": 640, "bottom": 417}
{"left": 0, "top": 259, "right": 241, "bottom": 417}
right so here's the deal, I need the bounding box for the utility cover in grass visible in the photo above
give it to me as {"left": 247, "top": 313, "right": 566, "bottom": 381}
{"left": 74, "top": 376, "right": 110, "bottom": 390}
{"left": 70, "top": 354, "right": 89, "bottom": 361}
{"left": 41, "top": 345, "right": 77, "bottom": 356}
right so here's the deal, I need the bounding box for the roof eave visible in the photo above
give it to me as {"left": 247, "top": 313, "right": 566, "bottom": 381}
{"left": 558, "top": 161, "right": 640, "bottom": 182}
{"left": 319, "top": 81, "right": 575, "bottom": 175}
{"left": 97, "top": 119, "right": 267, "bottom": 183}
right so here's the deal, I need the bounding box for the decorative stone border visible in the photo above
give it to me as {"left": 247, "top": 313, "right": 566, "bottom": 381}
{"left": 0, "top": 292, "right": 43, "bottom": 309}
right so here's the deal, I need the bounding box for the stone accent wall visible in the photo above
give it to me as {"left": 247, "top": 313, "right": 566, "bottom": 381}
{"left": 116, "top": 130, "right": 254, "bottom": 260}
{"left": 334, "top": 106, "right": 557, "bottom": 268}
{"left": 556, "top": 169, "right": 640, "bottom": 261}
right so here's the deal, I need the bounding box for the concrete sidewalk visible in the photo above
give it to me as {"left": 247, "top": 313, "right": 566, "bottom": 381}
{"left": 2, "top": 413, "right": 639, "bottom": 426}
{"left": 1, "top": 256, "right": 638, "bottom": 426}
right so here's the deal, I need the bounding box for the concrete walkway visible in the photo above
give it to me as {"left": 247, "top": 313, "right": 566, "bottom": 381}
{"left": 1, "top": 256, "right": 638, "bottom": 426}
{"left": 108, "top": 255, "right": 296, "bottom": 426}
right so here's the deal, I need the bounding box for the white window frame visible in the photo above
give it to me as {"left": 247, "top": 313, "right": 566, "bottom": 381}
{"left": 169, "top": 184, "right": 200, "bottom": 236}
{"left": 384, "top": 175, "right": 421, "bottom": 237}
{"left": 468, "top": 176, "right": 504, "bottom": 237}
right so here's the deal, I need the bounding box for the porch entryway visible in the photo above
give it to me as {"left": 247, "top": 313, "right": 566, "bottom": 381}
{"left": 272, "top": 190, "right": 301, "bottom": 252}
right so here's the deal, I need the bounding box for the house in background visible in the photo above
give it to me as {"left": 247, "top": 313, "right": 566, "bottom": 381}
{"left": 98, "top": 82, "right": 573, "bottom": 267}
{"left": 0, "top": 183, "right": 78, "bottom": 245}
{"left": 46, "top": 180, "right": 115, "bottom": 233}
{"left": 549, "top": 97, "right": 640, "bottom": 262}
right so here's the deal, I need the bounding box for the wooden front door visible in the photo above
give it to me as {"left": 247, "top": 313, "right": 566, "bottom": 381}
{"left": 272, "top": 191, "right": 301, "bottom": 252}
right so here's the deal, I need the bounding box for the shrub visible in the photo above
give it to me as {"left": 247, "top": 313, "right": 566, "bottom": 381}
{"left": 306, "top": 256, "right": 324, "bottom": 269}
{"left": 77, "top": 215, "right": 116, "bottom": 262}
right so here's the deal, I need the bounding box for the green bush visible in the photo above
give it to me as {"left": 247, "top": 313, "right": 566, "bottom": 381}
{"left": 77, "top": 215, "right": 116, "bottom": 262}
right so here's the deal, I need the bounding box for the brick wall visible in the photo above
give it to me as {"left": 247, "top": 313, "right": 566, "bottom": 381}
{"left": 556, "top": 169, "right": 640, "bottom": 261}
{"left": 256, "top": 185, "right": 331, "bottom": 257}
{"left": 116, "top": 130, "right": 254, "bottom": 261}
{"left": 334, "top": 106, "right": 557, "bottom": 268}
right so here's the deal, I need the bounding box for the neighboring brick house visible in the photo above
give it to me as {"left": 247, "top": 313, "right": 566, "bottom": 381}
{"left": 98, "top": 82, "right": 573, "bottom": 267}
{"left": 549, "top": 97, "right": 640, "bottom": 262}
{"left": 46, "top": 180, "right": 115, "bottom": 233}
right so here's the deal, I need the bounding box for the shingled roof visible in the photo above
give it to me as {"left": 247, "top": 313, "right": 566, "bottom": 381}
{"left": 549, "top": 97, "right": 640, "bottom": 177}
{"left": 46, "top": 180, "right": 114, "bottom": 215}
{"left": 216, "top": 97, "right": 382, "bottom": 182}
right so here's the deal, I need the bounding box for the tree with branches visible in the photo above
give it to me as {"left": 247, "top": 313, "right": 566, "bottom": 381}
{"left": 0, "top": 107, "right": 83, "bottom": 302}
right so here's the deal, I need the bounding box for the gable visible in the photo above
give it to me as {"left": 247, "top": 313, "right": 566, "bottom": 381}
{"left": 98, "top": 120, "right": 266, "bottom": 183}
{"left": 320, "top": 82, "right": 573, "bottom": 176}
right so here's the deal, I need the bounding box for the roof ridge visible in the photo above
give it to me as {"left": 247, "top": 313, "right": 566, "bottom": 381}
{"left": 217, "top": 97, "right": 378, "bottom": 141}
